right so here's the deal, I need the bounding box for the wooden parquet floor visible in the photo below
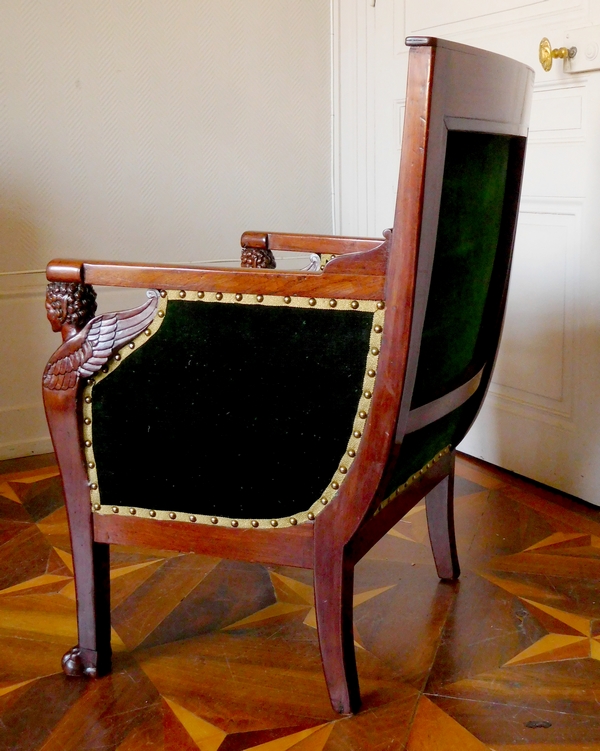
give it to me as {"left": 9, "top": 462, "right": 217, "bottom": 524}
{"left": 1, "top": 452, "right": 600, "bottom": 750}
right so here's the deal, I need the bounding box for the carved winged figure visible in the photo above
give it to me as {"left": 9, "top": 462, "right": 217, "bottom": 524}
{"left": 43, "top": 284, "right": 159, "bottom": 391}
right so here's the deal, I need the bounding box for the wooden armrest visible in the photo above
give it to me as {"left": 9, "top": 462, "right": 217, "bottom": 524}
{"left": 46, "top": 258, "right": 386, "bottom": 299}
{"left": 241, "top": 231, "right": 384, "bottom": 256}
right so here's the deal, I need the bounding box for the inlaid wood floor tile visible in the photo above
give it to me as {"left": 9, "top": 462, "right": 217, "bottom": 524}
{"left": 137, "top": 560, "right": 276, "bottom": 650}
{"left": 38, "top": 661, "right": 162, "bottom": 751}
{"left": 110, "top": 559, "right": 166, "bottom": 610}
{"left": 0, "top": 495, "right": 32, "bottom": 523}
{"left": 324, "top": 693, "right": 419, "bottom": 751}
{"left": 353, "top": 559, "right": 457, "bottom": 687}
{"left": 0, "top": 519, "right": 28, "bottom": 547}
{"left": 111, "top": 554, "right": 221, "bottom": 649}
{"left": 405, "top": 696, "right": 491, "bottom": 750}
{"left": 15, "top": 476, "right": 64, "bottom": 523}
{"left": 0, "top": 673, "right": 88, "bottom": 751}
{"left": 0, "top": 524, "right": 58, "bottom": 591}
{"left": 35, "top": 505, "right": 71, "bottom": 551}
{"left": 427, "top": 694, "right": 600, "bottom": 748}
{"left": 3, "top": 452, "right": 600, "bottom": 749}
{"left": 0, "top": 632, "right": 65, "bottom": 686}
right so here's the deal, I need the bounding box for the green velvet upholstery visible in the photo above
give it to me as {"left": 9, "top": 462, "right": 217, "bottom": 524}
{"left": 92, "top": 301, "right": 373, "bottom": 520}
{"left": 385, "top": 131, "right": 516, "bottom": 497}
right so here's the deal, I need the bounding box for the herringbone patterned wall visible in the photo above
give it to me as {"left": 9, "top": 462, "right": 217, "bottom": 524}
{"left": 0, "top": 0, "right": 331, "bottom": 273}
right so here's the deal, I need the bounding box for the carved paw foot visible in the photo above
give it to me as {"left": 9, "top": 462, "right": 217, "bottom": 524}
{"left": 61, "top": 646, "right": 110, "bottom": 678}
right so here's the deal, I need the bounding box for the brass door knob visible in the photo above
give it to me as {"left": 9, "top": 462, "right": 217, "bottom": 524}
{"left": 539, "top": 37, "right": 577, "bottom": 71}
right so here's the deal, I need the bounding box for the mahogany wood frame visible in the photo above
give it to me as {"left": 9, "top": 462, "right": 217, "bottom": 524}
{"left": 43, "top": 38, "right": 533, "bottom": 715}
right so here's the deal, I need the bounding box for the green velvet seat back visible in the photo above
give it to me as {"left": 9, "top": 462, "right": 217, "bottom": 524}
{"left": 91, "top": 300, "right": 374, "bottom": 520}
{"left": 385, "top": 130, "right": 518, "bottom": 496}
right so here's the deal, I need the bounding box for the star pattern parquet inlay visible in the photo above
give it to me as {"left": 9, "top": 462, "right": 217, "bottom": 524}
{"left": 1, "top": 452, "right": 600, "bottom": 749}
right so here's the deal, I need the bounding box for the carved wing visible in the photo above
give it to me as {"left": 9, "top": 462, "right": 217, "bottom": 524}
{"left": 43, "top": 290, "right": 159, "bottom": 390}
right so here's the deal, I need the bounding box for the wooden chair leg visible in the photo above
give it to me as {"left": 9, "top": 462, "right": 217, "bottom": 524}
{"left": 62, "top": 540, "right": 112, "bottom": 677}
{"left": 425, "top": 457, "right": 460, "bottom": 580}
{"left": 44, "top": 388, "right": 112, "bottom": 678}
{"left": 313, "top": 531, "right": 360, "bottom": 715}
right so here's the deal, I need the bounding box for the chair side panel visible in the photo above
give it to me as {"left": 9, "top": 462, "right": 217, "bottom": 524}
{"left": 86, "top": 295, "right": 383, "bottom": 526}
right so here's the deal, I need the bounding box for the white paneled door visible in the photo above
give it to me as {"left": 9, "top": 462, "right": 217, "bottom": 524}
{"left": 334, "top": 0, "right": 600, "bottom": 503}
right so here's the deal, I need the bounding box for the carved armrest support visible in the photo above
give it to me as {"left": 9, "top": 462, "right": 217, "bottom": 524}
{"left": 43, "top": 282, "right": 159, "bottom": 392}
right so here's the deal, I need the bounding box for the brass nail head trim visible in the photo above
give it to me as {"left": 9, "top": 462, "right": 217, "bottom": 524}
{"left": 320, "top": 497, "right": 328, "bottom": 505}
{"left": 157, "top": 311, "right": 165, "bottom": 318}
{"left": 189, "top": 515, "right": 197, "bottom": 522}
{"left": 215, "top": 292, "right": 223, "bottom": 301}
{"left": 270, "top": 519, "right": 278, "bottom": 527}
{"left": 359, "top": 411, "right": 367, "bottom": 419}
{"left": 231, "top": 519, "right": 239, "bottom": 527}
{"left": 235, "top": 293, "right": 243, "bottom": 301}
{"left": 85, "top": 396, "right": 92, "bottom": 404}
{"left": 149, "top": 510, "right": 156, "bottom": 517}
{"left": 339, "top": 466, "right": 347, "bottom": 474}
{"left": 197, "top": 291, "right": 205, "bottom": 299}
{"left": 371, "top": 347, "right": 380, "bottom": 356}
{"left": 114, "top": 354, "right": 121, "bottom": 361}
{"left": 377, "top": 301, "right": 385, "bottom": 310}
{"left": 85, "top": 440, "right": 92, "bottom": 447}
{"left": 256, "top": 295, "right": 264, "bottom": 302}
{"left": 347, "top": 449, "right": 356, "bottom": 457}
{"left": 88, "top": 461, "right": 95, "bottom": 468}
{"left": 211, "top": 517, "right": 218, "bottom": 524}
{"left": 179, "top": 290, "right": 186, "bottom": 298}
{"left": 128, "top": 508, "right": 136, "bottom": 515}
{"left": 331, "top": 481, "right": 339, "bottom": 490}
{"left": 290, "top": 517, "right": 298, "bottom": 525}
{"left": 329, "top": 299, "right": 337, "bottom": 308}
{"left": 169, "top": 512, "right": 176, "bottom": 520}
{"left": 353, "top": 430, "right": 361, "bottom": 438}
{"left": 160, "top": 290, "right": 167, "bottom": 298}
{"left": 93, "top": 503, "right": 101, "bottom": 511}
{"left": 129, "top": 341, "right": 135, "bottom": 348}
{"left": 251, "top": 520, "right": 259, "bottom": 527}
{"left": 84, "top": 418, "right": 91, "bottom": 425}
{"left": 284, "top": 296, "right": 291, "bottom": 304}
{"left": 307, "top": 512, "right": 315, "bottom": 520}
{"left": 363, "top": 390, "right": 372, "bottom": 399}
{"left": 90, "top": 483, "right": 98, "bottom": 490}
{"left": 112, "top": 507, "right": 119, "bottom": 513}
{"left": 144, "top": 329, "right": 151, "bottom": 336}
{"left": 374, "top": 325, "right": 383, "bottom": 333}
{"left": 308, "top": 298, "right": 316, "bottom": 306}
{"left": 368, "top": 369, "right": 376, "bottom": 378}
{"left": 351, "top": 300, "right": 359, "bottom": 309}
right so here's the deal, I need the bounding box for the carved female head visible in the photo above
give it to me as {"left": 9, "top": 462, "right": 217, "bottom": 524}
{"left": 45, "top": 282, "right": 97, "bottom": 334}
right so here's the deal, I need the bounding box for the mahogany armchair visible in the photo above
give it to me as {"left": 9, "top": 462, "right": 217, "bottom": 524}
{"left": 43, "top": 38, "right": 533, "bottom": 715}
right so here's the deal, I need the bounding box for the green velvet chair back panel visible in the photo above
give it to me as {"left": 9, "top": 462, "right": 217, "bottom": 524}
{"left": 89, "top": 299, "right": 377, "bottom": 522}
{"left": 412, "top": 130, "right": 511, "bottom": 407}
{"left": 386, "top": 130, "right": 521, "bottom": 497}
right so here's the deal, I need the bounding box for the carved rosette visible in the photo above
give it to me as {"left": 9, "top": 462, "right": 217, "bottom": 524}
{"left": 241, "top": 246, "right": 276, "bottom": 269}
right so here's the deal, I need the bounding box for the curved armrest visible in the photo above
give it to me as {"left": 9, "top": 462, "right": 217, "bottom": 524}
{"left": 46, "top": 258, "right": 386, "bottom": 299}
{"left": 241, "top": 231, "right": 384, "bottom": 256}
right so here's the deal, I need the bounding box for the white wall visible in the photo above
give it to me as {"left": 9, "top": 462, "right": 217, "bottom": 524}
{"left": 0, "top": 0, "right": 332, "bottom": 459}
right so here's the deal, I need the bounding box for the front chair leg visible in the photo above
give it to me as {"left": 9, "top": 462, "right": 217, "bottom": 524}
{"left": 313, "top": 531, "right": 360, "bottom": 715}
{"left": 44, "top": 387, "right": 112, "bottom": 678}
{"left": 63, "top": 540, "right": 112, "bottom": 677}
{"left": 425, "top": 456, "right": 460, "bottom": 580}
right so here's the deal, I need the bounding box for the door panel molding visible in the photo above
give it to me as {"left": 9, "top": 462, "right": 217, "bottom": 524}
{"left": 490, "top": 197, "right": 582, "bottom": 429}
